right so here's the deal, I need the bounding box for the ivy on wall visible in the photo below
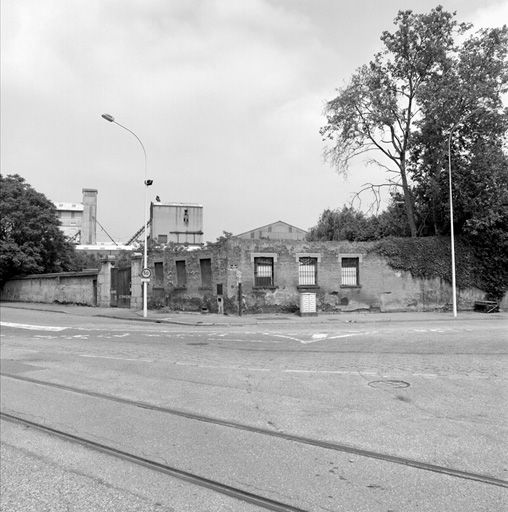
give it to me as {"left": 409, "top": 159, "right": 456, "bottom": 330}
{"left": 371, "top": 236, "right": 506, "bottom": 300}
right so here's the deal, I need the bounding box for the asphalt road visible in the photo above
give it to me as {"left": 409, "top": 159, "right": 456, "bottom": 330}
{"left": 1, "top": 306, "right": 507, "bottom": 511}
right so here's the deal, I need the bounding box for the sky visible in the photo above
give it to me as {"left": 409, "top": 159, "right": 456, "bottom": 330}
{"left": 2, "top": 0, "right": 507, "bottom": 243}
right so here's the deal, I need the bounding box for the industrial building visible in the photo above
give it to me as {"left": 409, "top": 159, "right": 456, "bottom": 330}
{"left": 150, "top": 202, "right": 204, "bottom": 247}
{"left": 54, "top": 188, "right": 98, "bottom": 245}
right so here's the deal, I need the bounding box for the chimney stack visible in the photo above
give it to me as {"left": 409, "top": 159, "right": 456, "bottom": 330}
{"left": 81, "top": 189, "right": 98, "bottom": 245}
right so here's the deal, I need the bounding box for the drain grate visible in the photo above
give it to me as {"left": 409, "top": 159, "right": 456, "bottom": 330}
{"left": 368, "top": 380, "right": 410, "bottom": 389}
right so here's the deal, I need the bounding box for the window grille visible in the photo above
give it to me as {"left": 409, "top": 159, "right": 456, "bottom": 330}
{"left": 341, "top": 257, "right": 359, "bottom": 286}
{"left": 299, "top": 257, "right": 317, "bottom": 285}
{"left": 254, "top": 257, "right": 274, "bottom": 287}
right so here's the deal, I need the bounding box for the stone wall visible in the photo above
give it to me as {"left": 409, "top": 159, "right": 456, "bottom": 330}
{"left": 1, "top": 270, "right": 99, "bottom": 306}
{"left": 148, "top": 238, "right": 493, "bottom": 313}
{"left": 149, "top": 245, "right": 231, "bottom": 311}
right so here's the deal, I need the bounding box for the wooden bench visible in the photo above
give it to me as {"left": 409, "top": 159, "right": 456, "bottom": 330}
{"left": 474, "top": 301, "right": 499, "bottom": 313}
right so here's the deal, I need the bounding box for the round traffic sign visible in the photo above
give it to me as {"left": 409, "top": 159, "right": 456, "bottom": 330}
{"left": 141, "top": 267, "right": 152, "bottom": 278}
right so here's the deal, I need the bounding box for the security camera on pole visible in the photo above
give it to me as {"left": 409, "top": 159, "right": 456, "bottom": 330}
{"left": 101, "top": 113, "right": 152, "bottom": 317}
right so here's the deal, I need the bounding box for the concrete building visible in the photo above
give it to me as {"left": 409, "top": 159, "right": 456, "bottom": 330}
{"left": 81, "top": 189, "right": 98, "bottom": 245}
{"left": 54, "top": 188, "right": 98, "bottom": 244}
{"left": 236, "top": 220, "right": 308, "bottom": 241}
{"left": 150, "top": 202, "right": 203, "bottom": 246}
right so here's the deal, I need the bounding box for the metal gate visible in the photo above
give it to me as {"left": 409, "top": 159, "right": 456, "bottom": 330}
{"left": 110, "top": 266, "right": 131, "bottom": 308}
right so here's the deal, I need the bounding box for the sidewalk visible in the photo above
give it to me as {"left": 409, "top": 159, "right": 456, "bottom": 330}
{"left": 1, "top": 301, "right": 506, "bottom": 327}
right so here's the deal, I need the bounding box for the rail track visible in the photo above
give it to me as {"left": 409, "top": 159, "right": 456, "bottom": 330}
{"left": 2, "top": 372, "right": 506, "bottom": 490}
{"left": 1, "top": 411, "right": 306, "bottom": 512}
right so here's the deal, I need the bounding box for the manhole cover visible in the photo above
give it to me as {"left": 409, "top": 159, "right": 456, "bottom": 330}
{"left": 186, "top": 342, "right": 209, "bottom": 346}
{"left": 368, "top": 380, "right": 410, "bottom": 389}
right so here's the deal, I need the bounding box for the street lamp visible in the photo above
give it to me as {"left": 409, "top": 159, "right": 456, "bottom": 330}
{"left": 101, "top": 113, "right": 151, "bottom": 318}
{"left": 447, "top": 109, "right": 478, "bottom": 318}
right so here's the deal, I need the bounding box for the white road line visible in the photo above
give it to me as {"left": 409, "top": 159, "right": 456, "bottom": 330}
{"left": 79, "top": 355, "right": 153, "bottom": 362}
{"left": 0, "top": 322, "right": 67, "bottom": 332}
{"left": 284, "top": 369, "right": 369, "bottom": 375}
{"left": 268, "top": 333, "right": 305, "bottom": 342}
{"left": 173, "top": 361, "right": 270, "bottom": 371}
{"left": 327, "top": 333, "right": 363, "bottom": 340}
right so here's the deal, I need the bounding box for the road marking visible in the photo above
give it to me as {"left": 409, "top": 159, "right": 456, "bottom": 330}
{"left": 174, "top": 361, "right": 270, "bottom": 372}
{"left": 0, "top": 322, "right": 67, "bottom": 332}
{"left": 284, "top": 369, "right": 376, "bottom": 375}
{"left": 327, "top": 333, "right": 363, "bottom": 340}
{"left": 266, "top": 331, "right": 369, "bottom": 344}
{"left": 79, "top": 355, "right": 153, "bottom": 362}
{"left": 268, "top": 333, "right": 305, "bottom": 342}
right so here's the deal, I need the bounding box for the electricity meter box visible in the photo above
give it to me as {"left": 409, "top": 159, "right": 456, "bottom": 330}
{"left": 299, "top": 292, "right": 317, "bottom": 317}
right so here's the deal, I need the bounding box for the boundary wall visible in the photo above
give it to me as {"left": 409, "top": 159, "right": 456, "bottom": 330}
{"left": 148, "top": 238, "right": 504, "bottom": 313}
{"left": 1, "top": 270, "right": 99, "bottom": 306}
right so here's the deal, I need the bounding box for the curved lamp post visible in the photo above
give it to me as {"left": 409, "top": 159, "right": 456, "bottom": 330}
{"left": 447, "top": 109, "right": 479, "bottom": 318}
{"left": 101, "top": 114, "right": 150, "bottom": 318}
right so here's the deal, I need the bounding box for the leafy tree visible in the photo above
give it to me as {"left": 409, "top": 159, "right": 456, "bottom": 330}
{"left": 0, "top": 174, "right": 77, "bottom": 285}
{"left": 411, "top": 25, "right": 508, "bottom": 238}
{"left": 320, "top": 6, "right": 508, "bottom": 298}
{"left": 307, "top": 207, "right": 372, "bottom": 241}
{"left": 411, "top": 24, "right": 508, "bottom": 299}
{"left": 307, "top": 200, "right": 410, "bottom": 242}
{"left": 321, "top": 6, "right": 465, "bottom": 236}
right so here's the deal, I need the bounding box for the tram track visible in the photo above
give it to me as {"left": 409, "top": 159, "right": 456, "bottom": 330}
{"left": 0, "top": 411, "right": 306, "bottom": 512}
{"left": 2, "top": 372, "right": 506, "bottom": 489}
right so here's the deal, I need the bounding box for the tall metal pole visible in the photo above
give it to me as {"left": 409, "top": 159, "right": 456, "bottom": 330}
{"left": 447, "top": 125, "right": 458, "bottom": 318}
{"left": 101, "top": 114, "right": 149, "bottom": 318}
{"left": 447, "top": 108, "right": 478, "bottom": 318}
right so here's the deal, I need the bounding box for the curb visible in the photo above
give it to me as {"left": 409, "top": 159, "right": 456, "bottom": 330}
{"left": 2, "top": 303, "right": 506, "bottom": 327}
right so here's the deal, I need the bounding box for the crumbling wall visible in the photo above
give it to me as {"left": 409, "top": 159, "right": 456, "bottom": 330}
{"left": 147, "top": 238, "right": 493, "bottom": 313}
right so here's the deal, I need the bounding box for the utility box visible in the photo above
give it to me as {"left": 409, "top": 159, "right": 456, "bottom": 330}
{"left": 299, "top": 292, "right": 317, "bottom": 317}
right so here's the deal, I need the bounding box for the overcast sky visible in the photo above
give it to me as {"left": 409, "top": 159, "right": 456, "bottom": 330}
{"left": 2, "top": 0, "right": 507, "bottom": 243}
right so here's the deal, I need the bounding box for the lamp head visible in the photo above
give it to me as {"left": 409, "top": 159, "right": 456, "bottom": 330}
{"left": 101, "top": 113, "right": 115, "bottom": 122}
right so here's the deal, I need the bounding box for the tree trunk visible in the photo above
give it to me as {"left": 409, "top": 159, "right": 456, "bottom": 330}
{"left": 400, "top": 164, "right": 418, "bottom": 237}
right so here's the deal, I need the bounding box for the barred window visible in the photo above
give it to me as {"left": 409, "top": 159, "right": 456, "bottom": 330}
{"left": 254, "top": 257, "right": 274, "bottom": 287}
{"left": 299, "top": 257, "right": 317, "bottom": 285}
{"left": 341, "top": 257, "right": 359, "bottom": 286}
